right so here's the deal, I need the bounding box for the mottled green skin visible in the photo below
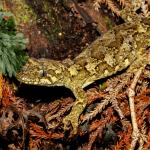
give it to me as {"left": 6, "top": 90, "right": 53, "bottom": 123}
{"left": 16, "top": 13, "right": 150, "bottom": 134}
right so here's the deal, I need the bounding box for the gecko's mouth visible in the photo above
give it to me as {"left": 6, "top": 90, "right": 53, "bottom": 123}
{"left": 21, "top": 78, "right": 53, "bottom": 85}
{"left": 20, "top": 79, "right": 38, "bottom": 85}
{"left": 16, "top": 74, "right": 39, "bottom": 85}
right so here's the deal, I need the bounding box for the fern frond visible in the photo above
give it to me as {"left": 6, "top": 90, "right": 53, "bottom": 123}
{"left": 0, "top": 32, "right": 28, "bottom": 77}
{"left": 105, "top": 0, "right": 121, "bottom": 16}
{"left": 82, "top": 98, "right": 109, "bottom": 123}
{"left": 0, "top": 10, "right": 28, "bottom": 77}
{"left": 94, "top": 0, "right": 121, "bottom": 16}
{"left": 93, "top": 0, "right": 139, "bottom": 16}
{"left": 119, "top": 0, "right": 131, "bottom": 7}
{"left": 111, "top": 97, "right": 124, "bottom": 119}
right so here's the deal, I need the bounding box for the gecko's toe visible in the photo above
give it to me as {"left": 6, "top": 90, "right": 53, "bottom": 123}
{"left": 63, "top": 114, "right": 79, "bottom": 135}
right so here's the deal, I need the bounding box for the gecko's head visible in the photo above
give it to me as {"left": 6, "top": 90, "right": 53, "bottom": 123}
{"left": 16, "top": 58, "right": 65, "bottom": 86}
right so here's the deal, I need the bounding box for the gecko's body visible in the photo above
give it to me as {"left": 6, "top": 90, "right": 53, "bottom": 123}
{"left": 16, "top": 11, "right": 150, "bottom": 134}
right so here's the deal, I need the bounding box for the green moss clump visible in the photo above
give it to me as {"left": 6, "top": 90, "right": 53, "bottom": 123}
{"left": 0, "top": 11, "right": 16, "bottom": 34}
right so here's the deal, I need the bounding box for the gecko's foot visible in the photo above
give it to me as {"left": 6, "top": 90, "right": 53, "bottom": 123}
{"left": 63, "top": 99, "right": 87, "bottom": 135}
{"left": 63, "top": 112, "right": 79, "bottom": 135}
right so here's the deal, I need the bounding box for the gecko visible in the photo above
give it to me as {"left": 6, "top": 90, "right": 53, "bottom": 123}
{"left": 16, "top": 8, "right": 150, "bottom": 134}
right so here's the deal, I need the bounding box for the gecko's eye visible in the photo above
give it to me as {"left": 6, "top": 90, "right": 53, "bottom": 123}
{"left": 146, "top": 46, "right": 150, "bottom": 51}
{"left": 39, "top": 70, "right": 47, "bottom": 77}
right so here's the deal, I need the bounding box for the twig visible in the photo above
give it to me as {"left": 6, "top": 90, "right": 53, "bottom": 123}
{"left": 127, "top": 67, "right": 144, "bottom": 150}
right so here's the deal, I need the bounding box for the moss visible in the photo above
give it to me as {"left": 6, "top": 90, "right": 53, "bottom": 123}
{"left": 1, "top": 0, "right": 37, "bottom": 25}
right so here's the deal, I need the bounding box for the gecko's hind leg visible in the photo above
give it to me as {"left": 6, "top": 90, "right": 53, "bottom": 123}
{"left": 63, "top": 88, "right": 87, "bottom": 135}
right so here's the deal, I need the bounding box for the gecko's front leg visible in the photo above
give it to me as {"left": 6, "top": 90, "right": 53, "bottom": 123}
{"left": 63, "top": 87, "right": 87, "bottom": 135}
